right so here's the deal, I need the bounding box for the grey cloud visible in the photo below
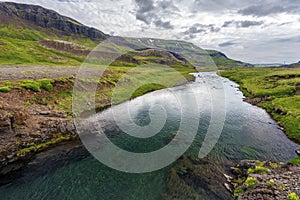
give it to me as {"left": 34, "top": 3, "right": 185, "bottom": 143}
{"left": 182, "top": 23, "right": 220, "bottom": 39}
{"left": 157, "top": 0, "right": 179, "bottom": 11}
{"left": 274, "top": 36, "right": 300, "bottom": 43}
{"left": 189, "top": 0, "right": 300, "bottom": 16}
{"left": 219, "top": 41, "right": 237, "bottom": 47}
{"left": 223, "top": 20, "right": 264, "bottom": 28}
{"left": 134, "top": 0, "right": 176, "bottom": 29}
{"left": 135, "top": 0, "right": 155, "bottom": 24}
{"left": 190, "top": 0, "right": 263, "bottom": 13}
{"left": 238, "top": 4, "right": 299, "bottom": 17}
{"left": 154, "top": 19, "right": 174, "bottom": 29}
{"left": 57, "top": 0, "right": 92, "bottom": 2}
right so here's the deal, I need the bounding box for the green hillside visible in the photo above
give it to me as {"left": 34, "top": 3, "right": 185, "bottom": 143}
{"left": 0, "top": 2, "right": 251, "bottom": 68}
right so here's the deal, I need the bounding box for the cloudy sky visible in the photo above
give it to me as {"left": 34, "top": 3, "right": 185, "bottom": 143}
{"left": 3, "top": 0, "right": 300, "bottom": 64}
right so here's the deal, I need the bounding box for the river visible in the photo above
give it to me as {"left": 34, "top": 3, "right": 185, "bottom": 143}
{"left": 0, "top": 73, "right": 298, "bottom": 199}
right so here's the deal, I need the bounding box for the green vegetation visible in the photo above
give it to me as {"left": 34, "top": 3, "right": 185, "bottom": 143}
{"left": 3, "top": 79, "right": 55, "bottom": 92}
{"left": 206, "top": 50, "right": 251, "bottom": 68}
{"left": 245, "top": 177, "right": 258, "bottom": 188}
{"left": 39, "top": 79, "right": 54, "bottom": 91}
{"left": 287, "top": 192, "right": 300, "bottom": 200}
{"left": 24, "top": 101, "right": 31, "bottom": 107}
{"left": 289, "top": 156, "right": 300, "bottom": 165}
{"left": 16, "top": 133, "right": 75, "bottom": 157}
{"left": 0, "top": 25, "right": 88, "bottom": 66}
{"left": 220, "top": 68, "right": 300, "bottom": 143}
{"left": 233, "top": 187, "right": 244, "bottom": 198}
{"left": 247, "top": 166, "right": 269, "bottom": 174}
{"left": 0, "top": 86, "right": 10, "bottom": 92}
{"left": 266, "top": 179, "right": 275, "bottom": 187}
{"left": 21, "top": 80, "right": 41, "bottom": 92}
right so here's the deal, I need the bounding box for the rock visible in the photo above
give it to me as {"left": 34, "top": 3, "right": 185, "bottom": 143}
{"left": 0, "top": 112, "right": 14, "bottom": 134}
{"left": 66, "top": 123, "right": 75, "bottom": 133}
{"left": 224, "top": 173, "right": 233, "bottom": 182}
{"left": 224, "top": 183, "right": 233, "bottom": 193}
{"left": 40, "top": 111, "right": 51, "bottom": 115}
{"left": 296, "top": 149, "right": 300, "bottom": 156}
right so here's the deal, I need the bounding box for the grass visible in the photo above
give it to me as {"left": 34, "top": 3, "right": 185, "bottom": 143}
{"left": 289, "top": 156, "right": 300, "bottom": 165}
{"left": 0, "top": 86, "right": 10, "bottom": 92}
{"left": 206, "top": 50, "right": 249, "bottom": 67}
{"left": 0, "top": 25, "right": 88, "bottom": 66}
{"left": 220, "top": 67, "right": 300, "bottom": 144}
{"left": 21, "top": 80, "right": 41, "bottom": 92}
{"left": 39, "top": 79, "right": 54, "bottom": 91}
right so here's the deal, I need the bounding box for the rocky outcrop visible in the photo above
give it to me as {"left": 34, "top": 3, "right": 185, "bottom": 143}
{"left": 39, "top": 40, "right": 91, "bottom": 56}
{"left": 0, "top": 2, "right": 108, "bottom": 41}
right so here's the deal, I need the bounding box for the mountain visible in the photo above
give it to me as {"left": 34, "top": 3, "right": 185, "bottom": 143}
{"left": 282, "top": 61, "right": 300, "bottom": 68}
{"left": 205, "top": 50, "right": 253, "bottom": 68}
{"left": 0, "top": 2, "right": 107, "bottom": 40}
{"left": 0, "top": 1, "right": 251, "bottom": 68}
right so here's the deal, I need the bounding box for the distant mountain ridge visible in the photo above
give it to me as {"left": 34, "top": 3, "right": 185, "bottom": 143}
{"left": 282, "top": 61, "right": 300, "bottom": 68}
{"left": 0, "top": 1, "right": 252, "bottom": 68}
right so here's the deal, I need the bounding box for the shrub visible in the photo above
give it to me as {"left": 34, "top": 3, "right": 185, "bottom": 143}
{"left": 245, "top": 177, "right": 258, "bottom": 188}
{"left": 0, "top": 86, "right": 10, "bottom": 93}
{"left": 287, "top": 192, "right": 299, "bottom": 200}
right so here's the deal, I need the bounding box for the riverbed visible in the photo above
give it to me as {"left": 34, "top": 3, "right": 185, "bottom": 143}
{"left": 0, "top": 72, "right": 298, "bottom": 200}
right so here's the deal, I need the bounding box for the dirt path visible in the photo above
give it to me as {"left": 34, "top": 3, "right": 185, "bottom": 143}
{"left": 0, "top": 66, "right": 79, "bottom": 80}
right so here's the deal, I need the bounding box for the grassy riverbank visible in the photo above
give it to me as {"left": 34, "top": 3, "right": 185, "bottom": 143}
{"left": 219, "top": 67, "right": 300, "bottom": 163}
{"left": 0, "top": 63, "right": 196, "bottom": 178}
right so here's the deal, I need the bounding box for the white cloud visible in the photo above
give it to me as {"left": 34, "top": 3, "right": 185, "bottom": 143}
{"left": 1, "top": 0, "right": 299, "bottom": 63}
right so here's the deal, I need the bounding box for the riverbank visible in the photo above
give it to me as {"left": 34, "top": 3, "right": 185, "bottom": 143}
{"left": 219, "top": 67, "right": 300, "bottom": 149}
{"left": 0, "top": 65, "right": 196, "bottom": 184}
{"left": 219, "top": 67, "right": 300, "bottom": 199}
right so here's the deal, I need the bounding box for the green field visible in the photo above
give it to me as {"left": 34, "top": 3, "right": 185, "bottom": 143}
{"left": 220, "top": 68, "right": 300, "bottom": 145}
